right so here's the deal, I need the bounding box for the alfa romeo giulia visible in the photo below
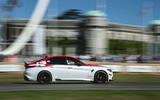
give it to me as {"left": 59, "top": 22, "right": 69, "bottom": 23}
{"left": 24, "top": 56, "right": 113, "bottom": 84}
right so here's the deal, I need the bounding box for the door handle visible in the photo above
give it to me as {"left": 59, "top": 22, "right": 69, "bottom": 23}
{"left": 68, "top": 67, "right": 72, "bottom": 69}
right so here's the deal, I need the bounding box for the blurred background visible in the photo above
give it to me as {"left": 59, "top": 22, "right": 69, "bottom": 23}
{"left": 0, "top": 1, "right": 160, "bottom": 99}
{"left": 0, "top": 0, "right": 160, "bottom": 64}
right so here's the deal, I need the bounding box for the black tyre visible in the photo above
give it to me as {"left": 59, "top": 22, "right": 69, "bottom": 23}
{"left": 94, "top": 71, "right": 108, "bottom": 83}
{"left": 37, "top": 71, "right": 52, "bottom": 84}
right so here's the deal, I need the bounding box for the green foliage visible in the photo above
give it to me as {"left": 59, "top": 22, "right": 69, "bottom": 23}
{"left": 46, "top": 37, "right": 77, "bottom": 47}
{"left": 0, "top": 90, "right": 160, "bottom": 100}
{"left": 109, "top": 39, "right": 147, "bottom": 55}
{"left": 46, "top": 37, "right": 77, "bottom": 55}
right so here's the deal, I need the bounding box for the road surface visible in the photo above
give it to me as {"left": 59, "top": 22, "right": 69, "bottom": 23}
{"left": 0, "top": 82, "right": 160, "bottom": 91}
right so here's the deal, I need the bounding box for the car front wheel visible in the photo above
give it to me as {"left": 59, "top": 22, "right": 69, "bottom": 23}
{"left": 94, "top": 71, "right": 108, "bottom": 83}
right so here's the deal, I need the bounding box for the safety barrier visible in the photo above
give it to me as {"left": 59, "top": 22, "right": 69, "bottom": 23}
{"left": 0, "top": 64, "right": 160, "bottom": 72}
{"left": 0, "top": 64, "right": 22, "bottom": 72}
{"left": 102, "top": 65, "right": 160, "bottom": 72}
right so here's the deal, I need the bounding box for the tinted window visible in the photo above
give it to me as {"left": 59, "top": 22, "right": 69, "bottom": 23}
{"left": 47, "top": 57, "right": 67, "bottom": 65}
{"left": 66, "top": 58, "right": 85, "bottom": 66}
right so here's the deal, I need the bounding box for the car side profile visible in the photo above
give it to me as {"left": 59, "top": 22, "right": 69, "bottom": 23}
{"left": 24, "top": 56, "right": 113, "bottom": 84}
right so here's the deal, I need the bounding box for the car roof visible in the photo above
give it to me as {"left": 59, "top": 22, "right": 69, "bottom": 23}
{"left": 46, "top": 56, "right": 76, "bottom": 59}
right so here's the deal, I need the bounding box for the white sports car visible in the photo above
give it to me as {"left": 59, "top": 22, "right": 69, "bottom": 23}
{"left": 24, "top": 56, "right": 113, "bottom": 84}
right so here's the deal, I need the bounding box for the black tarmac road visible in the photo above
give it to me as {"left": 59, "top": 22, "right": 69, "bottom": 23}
{"left": 0, "top": 82, "right": 160, "bottom": 91}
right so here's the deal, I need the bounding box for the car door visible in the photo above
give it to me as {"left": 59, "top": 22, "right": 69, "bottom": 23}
{"left": 46, "top": 57, "right": 70, "bottom": 80}
{"left": 65, "top": 57, "right": 92, "bottom": 80}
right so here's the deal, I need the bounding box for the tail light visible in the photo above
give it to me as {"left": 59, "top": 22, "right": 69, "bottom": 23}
{"left": 24, "top": 62, "right": 35, "bottom": 69}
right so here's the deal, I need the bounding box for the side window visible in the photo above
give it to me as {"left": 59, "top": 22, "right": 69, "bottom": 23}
{"left": 67, "top": 59, "right": 76, "bottom": 65}
{"left": 47, "top": 58, "right": 67, "bottom": 65}
{"left": 66, "top": 58, "right": 83, "bottom": 66}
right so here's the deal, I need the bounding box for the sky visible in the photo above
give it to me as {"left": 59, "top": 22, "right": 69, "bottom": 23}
{"left": 0, "top": 0, "right": 160, "bottom": 26}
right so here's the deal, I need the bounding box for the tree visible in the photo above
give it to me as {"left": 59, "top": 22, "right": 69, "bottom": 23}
{"left": 46, "top": 37, "right": 77, "bottom": 55}
{"left": 56, "top": 9, "right": 84, "bottom": 20}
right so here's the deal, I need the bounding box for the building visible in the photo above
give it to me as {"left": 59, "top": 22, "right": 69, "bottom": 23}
{"left": 0, "top": 10, "right": 160, "bottom": 56}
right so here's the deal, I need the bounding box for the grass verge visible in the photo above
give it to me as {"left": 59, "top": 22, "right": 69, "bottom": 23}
{"left": 0, "top": 90, "right": 160, "bottom": 100}
{"left": 0, "top": 72, "right": 160, "bottom": 83}
{"left": 113, "top": 73, "right": 160, "bottom": 83}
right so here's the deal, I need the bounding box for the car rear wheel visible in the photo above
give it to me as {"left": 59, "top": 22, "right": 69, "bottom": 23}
{"left": 37, "top": 71, "right": 52, "bottom": 84}
{"left": 94, "top": 71, "right": 108, "bottom": 83}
